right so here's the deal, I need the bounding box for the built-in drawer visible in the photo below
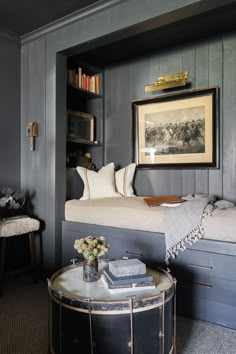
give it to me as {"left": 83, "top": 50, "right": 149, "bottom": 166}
{"left": 62, "top": 221, "right": 166, "bottom": 267}
{"left": 176, "top": 288, "right": 236, "bottom": 330}
{"left": 170, "top": 249, "right": 236, "bottom": 282}
{"left": 105, "top": 231, "right": 166, "bottom": 265}
{"left": 176, "top": 274, "right": 236, "bottom": 308}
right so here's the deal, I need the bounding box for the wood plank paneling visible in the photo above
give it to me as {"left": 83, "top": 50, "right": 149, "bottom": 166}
{"left": 21, "top": 44, "right": 30, "bottom": 191}
{"left": 31, "top": 40, "right": 46, "bottom": 221}
{"left": 28, "top": 42, "right": 39, "bottom": 202}
{"left": 22, "top": 39, "right": 46, "bottom": 220}
{"left": 223, "top": 33, "right": 236, "bottom": 201}
{"left": 87, "top": 97, "right": 104, "bottom": 168}
{"left": 129, "top": 57, "right": 156, "bottom": 195}
{"left": 105, "top": 63, "right": 133, "bottom": 166}
{"left": 106, "top": 57, "right": 149, "bottom": 169}
{"left": 147, "top": 53, "right": 160, "bottom": 89}
{"left": 208, "top": 37, "right": 223, "bottom": 198}
{"left": 182, "top": 47, "right": 196, "bottom": 195}
{"left": 21, "top": 39, "right": 47, "bottom": 267}
{"left": 105, "top": 37, "right": 233, "bottom": 200}
{"left": 195, "top": 42, "right": 209, "bottom": 194}
{"left": 130, "top": 56, "right": 150, "bottom": 176}
{"left": 168, "top": 49, "right": 184, "bottom": 196}
{"left": 21, "top": 1, "right": 236, "bottom": 272}
{"left": 54, "top": 53, "right": 67, "bottom": 267}
{"left": 0, "top": 36, "right": 21, "bottom": 187}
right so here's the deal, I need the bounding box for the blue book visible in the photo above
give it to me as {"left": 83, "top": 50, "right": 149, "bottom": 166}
{"left": 101, "top": 275, "right": 156, "bottom": 293}
{"left": 103, "top": 269, "right": 153, "bottom": 285}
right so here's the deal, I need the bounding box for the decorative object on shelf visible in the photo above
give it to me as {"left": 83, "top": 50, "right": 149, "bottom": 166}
{"left": 74, "top": 236, "right": 110, "bottom": 282}
{"left": 132, "top": 86, "right": 219, "bottom": 169}
{"left": 0, "top": 187, "right": 25, "bottom": 219}
{"left": 77, "top": 152, "right": 97, "bottom": 170}
{"left": 145, "top": 71, "right": 189, "bottom": 92}
{"left": 26, "top": 121, "right": 38, "bottom": 151}
{"left": 67, "top": 110, "right": 94, "bottom": 143}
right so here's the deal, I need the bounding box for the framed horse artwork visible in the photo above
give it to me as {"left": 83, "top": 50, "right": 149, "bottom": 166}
{"left": 132, "top": 87, "right": 219, "bottom": 169}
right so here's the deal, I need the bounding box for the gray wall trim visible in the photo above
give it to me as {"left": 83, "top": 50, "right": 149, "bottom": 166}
{"left": 0, "top": 29, "right": 20, "bottom": 47}
{"left": 20, "top": 0, "right": 236, "bottom": 46}
{"left": 20, "top": 0, "right": 131, "bottom": 45}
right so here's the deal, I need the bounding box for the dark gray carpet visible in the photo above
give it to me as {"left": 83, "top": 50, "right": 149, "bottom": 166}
{"left": 177, "top": 316, "right": 236, "bottom": 354}
{"left": 0, "top": 275, "right": 48, "bottom": 354}
{"left": 0, "top": 275, "right": 236, "bottom": 354}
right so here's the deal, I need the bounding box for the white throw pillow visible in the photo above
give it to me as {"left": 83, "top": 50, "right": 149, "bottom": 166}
{"left": 115, "top": 163, "right": 136, "bottom": 197}
{"left": 77, "top": 162, "right": 121, "bottom": 200}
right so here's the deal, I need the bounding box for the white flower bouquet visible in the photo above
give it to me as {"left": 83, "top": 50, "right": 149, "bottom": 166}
{"left": 74, "top": 235, "right": 110, "bottom": 261}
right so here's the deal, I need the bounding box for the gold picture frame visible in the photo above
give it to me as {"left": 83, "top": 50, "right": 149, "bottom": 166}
{"left": 132, "top": 87, "right": 219, "bottom": 168}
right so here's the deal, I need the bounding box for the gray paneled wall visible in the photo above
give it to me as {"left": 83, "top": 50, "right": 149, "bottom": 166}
{"left": 223, "top": 34, "right": 236, "bottom": 201}
{"left": 21, "top": 39, "right": 47, "bottom": 218}
{"left": 21, "top": 38, "right": 48, "bottom": 267}
{"left": 0, "top": 33, "right": 20, "bottom": 188}
{"left": 105, "top": 34, "right": 236, "bottom": 201}
{"left": 20, "top": 1, "right": 236, "bottom": 271}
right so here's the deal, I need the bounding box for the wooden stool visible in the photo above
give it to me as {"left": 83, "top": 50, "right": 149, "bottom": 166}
{"left": 0, "top": 216, "right": 40, "bottom": 296}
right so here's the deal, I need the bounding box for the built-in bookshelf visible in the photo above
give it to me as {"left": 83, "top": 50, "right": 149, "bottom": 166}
{"left": 66, "top": 58, "right": 104, "bottom": 170}
{"left": 67, "top": 66, "right": 101, "bottom": 95}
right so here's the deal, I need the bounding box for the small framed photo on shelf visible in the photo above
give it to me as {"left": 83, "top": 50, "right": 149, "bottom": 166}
{"left": 132, "top": 86, "right": 219, "bottom": 169}
{"left": 67, "top": 110, "right": 94, "bottom": 143}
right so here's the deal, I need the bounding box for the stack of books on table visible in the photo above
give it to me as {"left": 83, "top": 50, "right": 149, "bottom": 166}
{"left": 102, "top": 258, "right": 155, "bottom": 293}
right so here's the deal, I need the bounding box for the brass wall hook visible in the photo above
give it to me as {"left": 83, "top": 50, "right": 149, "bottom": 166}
{"left": 26, "top": 122, "right": 38, "bottom": 151}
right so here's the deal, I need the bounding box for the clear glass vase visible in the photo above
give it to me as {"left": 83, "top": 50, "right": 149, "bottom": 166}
{"left": 83, "top": 258, "right": 98, "bottom": 282}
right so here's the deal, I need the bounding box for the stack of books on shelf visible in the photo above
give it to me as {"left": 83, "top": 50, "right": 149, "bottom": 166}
{"left": 67, "top": 67, "right": 100, "bottom": 94}
{"left": 102, "top": 258, "right": 155, "bottom": 293}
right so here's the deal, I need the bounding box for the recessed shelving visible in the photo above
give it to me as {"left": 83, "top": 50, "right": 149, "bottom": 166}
{"left": 67, "top": 138, "right": 102, "bottom": 146}
{"left": 66, "top": 60, "right": 104, "bottom": 169}
{"left": 67, "top": 84, "right": 102, "bottom": 100}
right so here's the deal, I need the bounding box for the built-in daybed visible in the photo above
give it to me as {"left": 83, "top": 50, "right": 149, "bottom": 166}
{"left": 62, "top": 195, "right": 236, "bottom": 330}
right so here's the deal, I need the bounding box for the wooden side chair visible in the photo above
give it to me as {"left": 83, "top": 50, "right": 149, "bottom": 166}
{"left": 0, "top": 216, "right": 40, "bottom": 296}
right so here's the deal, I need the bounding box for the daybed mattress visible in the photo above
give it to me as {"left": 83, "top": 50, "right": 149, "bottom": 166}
{"left": 65, "top": 197, "right": 236, "bottom": 243}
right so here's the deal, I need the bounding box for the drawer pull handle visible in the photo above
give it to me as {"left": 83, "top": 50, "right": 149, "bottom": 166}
{"left": 125, "top": 251, "right": 143, "bottom": 257}
{"left": 192, "top": 282, "right": 212, "bottom": 289}
{"left": 188, "top": 264, "right": 213, "bottom": 270}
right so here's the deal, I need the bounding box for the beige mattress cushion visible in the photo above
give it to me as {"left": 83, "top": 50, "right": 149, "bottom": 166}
{"left": 203, "top": 206, "right": 236, "bottom": 242}
{"left": 65, "top": 197, "right": 165, "bottom": 233}
{"left": 65, "top": 197, "right": 236, "bottom": 242}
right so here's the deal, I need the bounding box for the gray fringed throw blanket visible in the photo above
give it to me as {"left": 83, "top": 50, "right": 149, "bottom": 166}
{"left": 165, "top": 195, "right": 215, "bottom": 264}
